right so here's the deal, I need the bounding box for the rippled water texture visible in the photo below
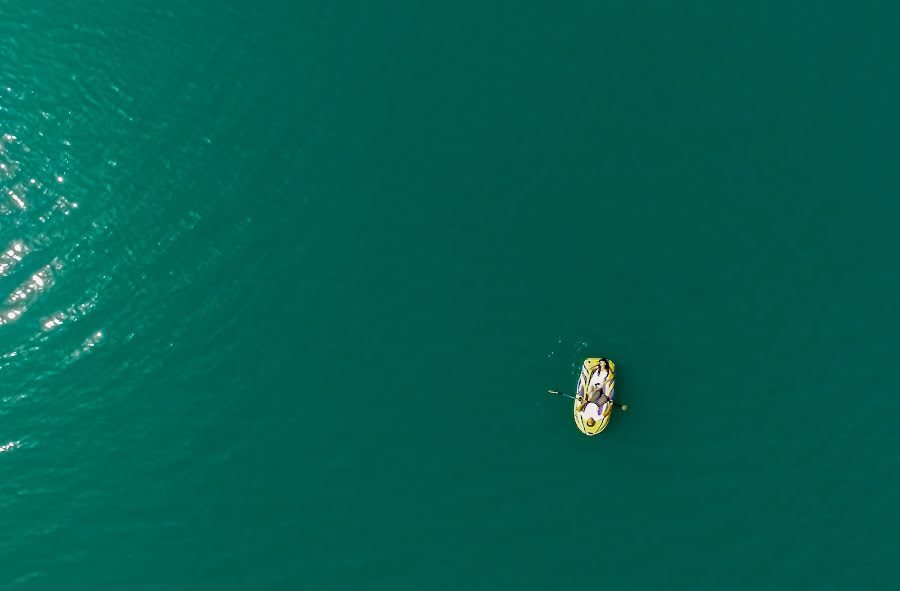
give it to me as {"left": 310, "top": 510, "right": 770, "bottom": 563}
{"left": 3, "top": 2, "right": 900, "bottom": 590}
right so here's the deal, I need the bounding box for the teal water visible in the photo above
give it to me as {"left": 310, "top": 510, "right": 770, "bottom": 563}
{"left": 2, "top": 2, "right": 899, "bottom": 589}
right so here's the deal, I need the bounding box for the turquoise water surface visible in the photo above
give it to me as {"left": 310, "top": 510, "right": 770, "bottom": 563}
{"left": 2, "top": 2, "right": 899, "bottom": 589}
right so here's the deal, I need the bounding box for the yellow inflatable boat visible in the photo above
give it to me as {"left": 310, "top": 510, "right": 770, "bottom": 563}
{"left": 573, "top": 358, "right": 616, "bottom": 435}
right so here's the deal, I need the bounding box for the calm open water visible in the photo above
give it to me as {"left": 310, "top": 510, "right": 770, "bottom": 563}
{"left": 2, "top": 2, "right": 899, "bottom": 589}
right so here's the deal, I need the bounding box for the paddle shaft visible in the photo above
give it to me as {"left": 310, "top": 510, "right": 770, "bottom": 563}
{"left": 548, "top": 390, "right": 627, "bottom": 410}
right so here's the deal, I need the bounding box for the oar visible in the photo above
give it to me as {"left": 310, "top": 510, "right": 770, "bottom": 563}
{"left": 547, "top": 389, "right": 576, "bottom": 400}
{"left": 547, "top": 390, "right": 628, "bottom": 411}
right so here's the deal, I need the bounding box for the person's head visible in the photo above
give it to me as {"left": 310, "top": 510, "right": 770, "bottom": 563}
{"left": 598, "top": 359, "right": 608, "bottom": 371}
{"left": 586, "top": 418, "right": 596, "bottom": 428}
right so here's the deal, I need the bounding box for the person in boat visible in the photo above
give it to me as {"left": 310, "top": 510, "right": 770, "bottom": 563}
{"left": 577, "top": 359, "right": 615, "bottom": 427}
{"left": 579, "top": 400, "right": 604, "bottom": 428}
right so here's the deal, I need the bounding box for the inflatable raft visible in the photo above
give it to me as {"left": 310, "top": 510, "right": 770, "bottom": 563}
{"left": 573, "top": 357, "right": 616, "bottom": 435}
